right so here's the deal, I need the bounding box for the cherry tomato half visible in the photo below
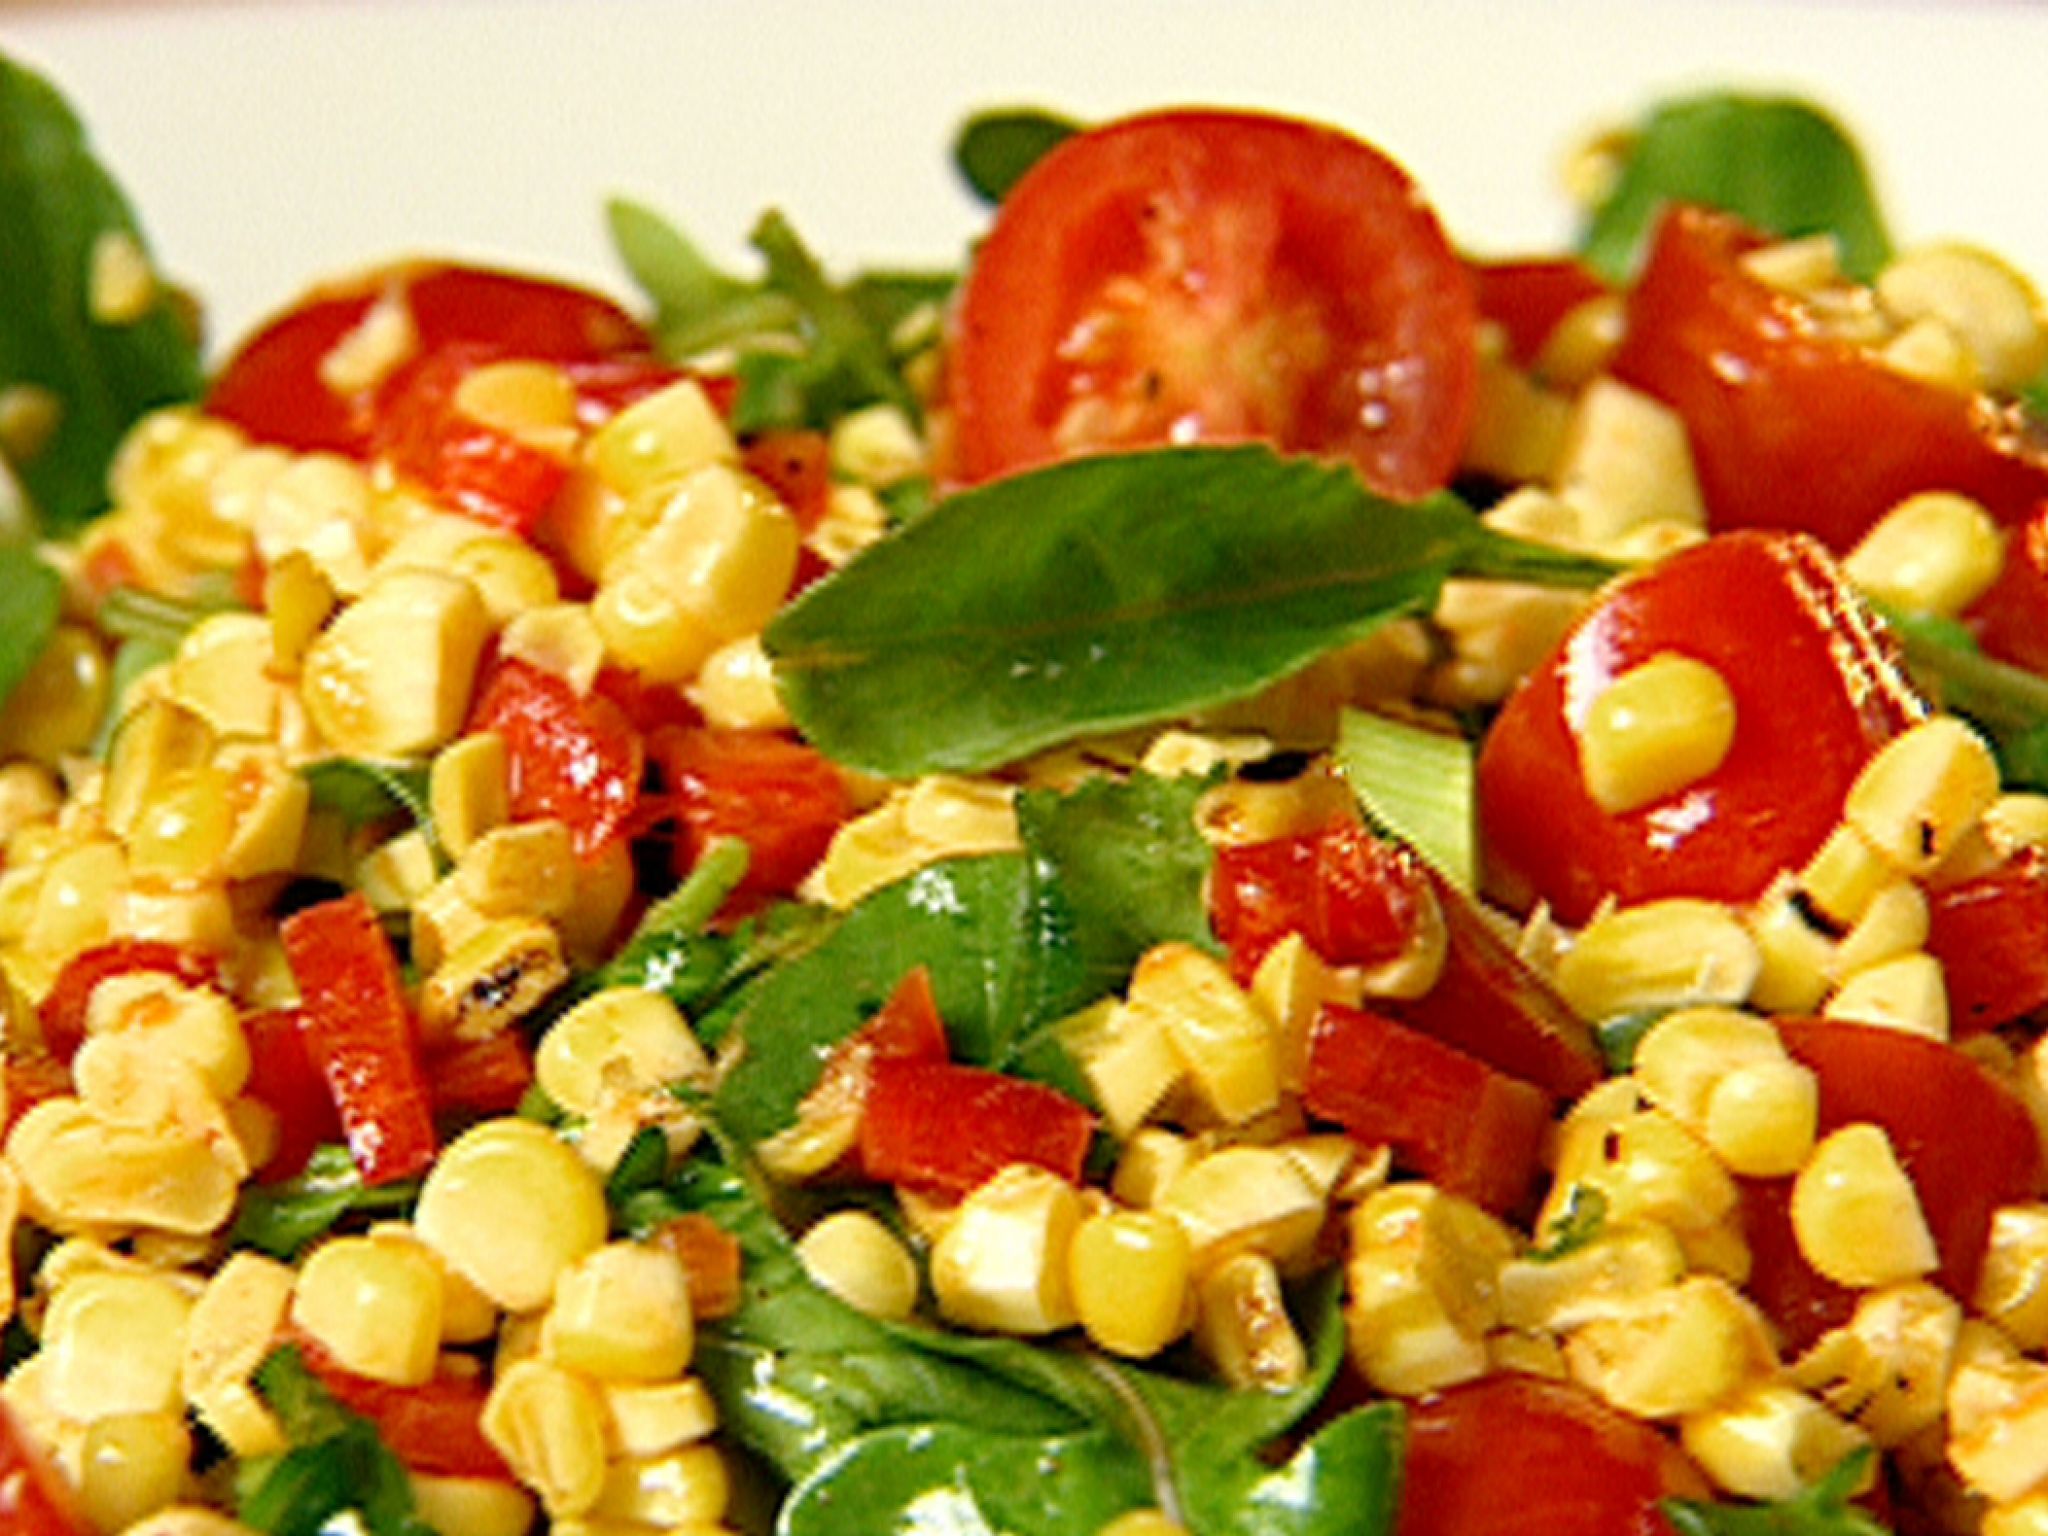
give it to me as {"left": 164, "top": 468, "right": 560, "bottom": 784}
{"left": 944, "top": 110, "right": 1478, "bottom": 500}
{"left": 1471, "top": 256, "right": 1609, "bottom": 368}
{"left": 0, "top": 1399, "right": 93, "bottom": 1536}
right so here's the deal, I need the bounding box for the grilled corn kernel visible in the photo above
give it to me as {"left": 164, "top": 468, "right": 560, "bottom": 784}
{"left": 430, "top": 734, "right": 510, "bottom": 861}
{"left": 1198, "top": 1251, "right": 1307, "bottom": 1392}
{"left": 416, "top": 1119, "right": 608, "bottom": 1312}
{"left": 1679, "top": 1383, "right": 1869, "bottom": 1502}
{"left": 587, "top": 378, "right": 736, "bottom": 500}
{"left": 301, "top": 569, "right": 491, "bottom": 756}
{"left": 126, "top": 762, "right": 235, "bottom": 883}
{"left": 358, "top": 828, "right": 440, "bottom": 914}
{"left": 1877, "top": 243, "right": 2048, "bottom": 392}
{"left": 456, "top": 821, "right": 577, "bottom": 921}
{"left": 1800, "top": 825, "right": 1898, "bottom": 930}
{"left": 1498, "top": 1224, "right": 1686, "bottom": 1332}
{"left": 180, "top": 1251, "right": 292, "bottom": 1454}
{"left": 409, "top": 1473, "right": 538, "bottom": 1536}
{"left": 1554, "top": 899, "right": 1761, "bottom": 1021}
{"left": 1986, "top": 792, "right": 2048, "bottom": 855}
{"left": 689, "top": 634, "right": 790, "bottom": 731}
{"left": 1111, "top": 1129, "right": 1197, "bottom": 1210}
{"left": 1156, "top": 1145, "right": 1325, "bottom": 1272}
{"left": 1577, "top": 652, "right": 1736, "bottom": 814}
{"left": 796, "top": 1210, "right": 920, "bottom": 1323}
{"left": 1844, "top": 491, "right": 2005, "bottom": 618}
{"left": 1977, "top": 1205, "right": 2048, "bottom": 1352}
{"left": 419, "top": 917, "right": 569, "bottom": 1043}
{"left": 1344, "top": 1184, "right": 1515, "bottom": 1397}
{"left": 1701, "top": 1058, "right": 1820, "bottom": 1178}
{"left": 1631, "top": 1006, "right": 1786, "bottom": 1129}
{"left": 1058, "top": 999, "right": 1183, "bottom": 1139}
{"left": 543, "top": 1241, "right": 694, "bottom": 1382}
{"left": 1545, "top": 1103, "right": 1738, "bottom": 1234}
{"left": 292, "top": 1235, "right": 445, "bottom": 1386}
{"left": 1249, "top": 934, "right": 1365, "bottom": 1092}
{"left": 1566, "top": 1275, "right": 1775, "bottom": 1420}
{"left": 830, "top": 402, "right": 925, "bottom": 488}
{"left": 601, "top": 1377, "right": 720, "bottom": 1459}
{"left": 481, "top": 1357, "right": 609, "bottom": 1517}
{"left": 411, "top": 875, "right": 489, "bottom": 975}
{"left": 1125, "top": 943, "right": 1278, "bottom": 1126}
{"left": 1553, "top": 377, "right": 1706, "bottom": 544}
{"left": 454, "top": 360, "right": 578, "bottom": 457}
{"left": 1066, "top": 1208, "right": 1192, "bottom": 1360}
{"left": 1950, "top": 1378, "right": 2048, "bottom": 1505}
{"left": 1824, "top": 952, "right": 1950, "bottom": 1041}
{"left": 43, "top": 1270, "right": 193, "bottom": 1420}
{"left": 0, "top": 626, "right": 109, "bottom": 768}
{"left": 535, "top": 988, "right": 708, "bottom": 1120}
{"left": 931, "top": 1163, "right": 1081, "bottom": 1335}
{"left": 1792, "top": 1123, "right": 1938, "bottom": 1287}
{"left": 1827, "top": 880, "right": 1929, "bottom": 981}
{"left": 78, "top": 1411, "right": 191, "bottom": 1532}
{"left": 592, "top": 1444, "right": 730, "bottom": 1527}
{"left": 1844, "top": 715, "right": 2000, "bottom": 877}
{"left": 83, "top": 970, "right": 248, "bottom": 1100}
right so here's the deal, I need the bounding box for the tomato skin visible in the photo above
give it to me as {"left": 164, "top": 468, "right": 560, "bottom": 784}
{"left": 468, "top": 657, "right": 648, "bottom": 860}
{"left": 858, "top": 1059, "right": 1096, "bottom": 1197}
{"left": 242, "top": 1006, "right": 342, "bottom": 1181}
{"left": 649, "top": 726, "right": 850, "bottom": 905}
{"left": 1476, "top": 530, "right": 1923, "bottom": 925}
{"left": 370, "top": 344, "right": 571, "bottom": 536}
{"left": 1398, "top": 1375, "right": 1700, "bottom": 1536}
{"left": 945, "top": 110, "right": 1478, "bottom": 500}
{"left": 294, "top": 1337, "right": 512, "bottom": 1481}
{"left": 0, "top": 1398, "right": 93, "bottom": 1536}
{"left": 1925, "top": 850, "right": 2048, "bottom": 1034}
{"left": 1209, "top": 819, "right": 1432, "bottom": 987}
{"left": 37, "top": 939, "right": 220, "bottom": 1062}
{"left": 1609, "top": 205, "right": 2048, "bottom": 549}
{"left": 1471, "top": 257, "right": 1609, "bottom": 367}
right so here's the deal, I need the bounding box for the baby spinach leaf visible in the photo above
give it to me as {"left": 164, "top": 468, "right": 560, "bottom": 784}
{"left": 766, "top": 446, "right": 1616, "bottom": 777}
{"left": 237, "top": 1346, "right": 433, "bottom": 1536}
{"left": 230, "top": 1144, "right": 420, "bottom": 1260}
{"left": 1578, "top": 92, "right": 1892, "bottom": 283}
{"left": 0, "top": 545, "right": 62, "bottom": 712}
{"left": 1663, "top": 1448, "right": 1887, "bottom": 1536}
{"left": 1880, "top": 602, "right": 2048, "bottom": 792}
{"left": 301, "top": 757, "right": 433, "bottom": 838}
{"left": 0, "top": 54, "right": 203, "bottom": 531}
{"left": 955, "top": 107, "right": 1082, "bottom": 204}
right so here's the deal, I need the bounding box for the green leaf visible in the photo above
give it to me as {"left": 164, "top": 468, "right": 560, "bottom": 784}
{"left": 1579, "top": 92, "right": 1891, "bottom": 283}
{"left": 0, "top": 545, "right": 62, "bottom": 711}
{"left": 597, "top": 897, "right": 839, "bottom": 1025}
{"left": 1529, "top": 1184, "right": 1610, "bottom": 1261}
{"left": 766, "top": 446, "right": 1616, "bottom": 777}
{"left": 1879, "top": 603, "right": 2048, "bottom": 792}
{"left": 94, "top": 574, "right": 245, "bottom": 648}
{"left": 0, "top": 54, "right": 203, "bottom": 531}
{"left": 1335, "top": 708, "right": 1475, "bottom": 890}
{"left": 301, "top": 757, "right": 435, "bottom": 840}
{"left": 954, "top": 108, "right": 1081, "bottom": 204}
{"left": 1663, "top": 1448, "right": 1888, "bottom": 1536}
{"left": 1594, "top": 1008, "right": 1670, "bottom": 1073}
{"left": 238, "top": 1346, "right": 434, "bottom": 1536}
{"left": 230, "top": 1144, "right": 420, "bottom": 1260}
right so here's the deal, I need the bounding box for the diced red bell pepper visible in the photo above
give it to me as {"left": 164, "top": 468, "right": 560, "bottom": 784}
{"left": 1470, "top": 257, "right": 1610, "bottom": 368}
{"left": 467, "top": 656, "right": 647, "bottom": 860}
{"left": 649, "top": 726, "right": 851, "bottom": 907}
{"left": 858, "top": 1058, "right": 1096, "bottom": 1198}
{"left": 242, "top": 1006, "right": 343, "bottom": 1181}
{"left": 280, "top": 894, "right": 437, "bottom": 1187}
{"left": 0, "top": 1398, "right": 93, "bottom": 1535}
{"left": 1926, "top": 849, "right": 2048, "bottom": 1035}
{"left": 857, "top": 966, "right": 951, "bottom": 1064}
{"left": 742, "top": 429, "right": 835, "bottom": 532}
{"left": 37, "top": 939, "right": 220, "bottom": 1062}
{"left": 1968, "top": 504, "right": 2048, "bottom": 675}
{"left": 293, "top": 1337, "right": 511, "bottom": 1481}
{"left": 425, "top": 1031, "right": 536, "bottom": 1120}
{"left": 1209, "top": 818, "right": 1433, "bottom": 987}
{"left": 1303, "top": 1003, "right": 1548, "bottom": 1216}
{"left": 648, "top": 1213, "right": 745, "bottom": 1320}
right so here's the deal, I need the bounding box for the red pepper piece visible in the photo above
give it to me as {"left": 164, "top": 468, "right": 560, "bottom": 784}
{"left": 294, "top": 1337, "right": 512, "bottom": 1481}
{"left": 37, "top": 939, "right": 219, "bottom": 1062}
{"left": 371, "top": 344, "right": 571, "bottom": 536}
{"left": 2, "top": 1052, "right": 72, "bottom": 1139}
{"left": 649, "top": 726, "right": 850, "bottom": 906}
{"left": 242, "top": 1006, "right": 342, "bottom": 1181}
{"left": 858, "top": 1059, "right": 1095, "bottom": 1198}
{"left": 648, "top": 1213, "right": 745, "bottom": 1320}
{"left": 1926, "top": 849, "right": 2048, "bottom": 1035}
{"left": 0, "top": 1398, "right": 94, "bottom": 1535}
{"left": 742, "top": 429, "right": 834, "bottom": 532}
{"left": 468, "top": 656, "right": 647, "bottom": 860}
{"left": 425, "top": 1031, "right": 536, "bottom": 1119}
{"left": 1209, "top": 818, "right": 1432, "bottom": 987}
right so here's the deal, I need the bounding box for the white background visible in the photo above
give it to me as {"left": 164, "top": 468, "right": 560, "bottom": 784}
{"left": 8, "top": 0, "right": 2048, "bottom": 354}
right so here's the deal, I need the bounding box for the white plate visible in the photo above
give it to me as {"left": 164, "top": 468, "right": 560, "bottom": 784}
{"left": 9, "top": 0, "right": 2048, "bottom": 353}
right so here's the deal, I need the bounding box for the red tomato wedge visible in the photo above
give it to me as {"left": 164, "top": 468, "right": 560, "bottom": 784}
{"left": 944, "top": 110, "right": 1478, "bottom": 500}
{"left": 280, "top": 893, "right": 437, "bottom": 1186}
{"left": 1968, "top": 503, "right": 2048, "bottom": 674}
{"left": 1476, "top": 530, "right": 1923, "bottom": 924}
{"left": 1398, "top": 1375, "right": 1702, "bottom": 1536}
{"left": 1471, "top": 257, "right": 1609, "bottom": 368}
{"left": 858, "top": 1059, "right": 1095, "bottom": 1198}
{"left": 1925, "top": 850, "right": 2048, "bottom": 1034}
{"left": 1609, "top": 205, "right": 2048, "bottom": 549}
{"left": 0, "top": 1398, "right": 92, "bottom": 1536}
{"left": 36, "top": 938, "right": 220, "bottom": 1062}
{"left": 468, "top": 657, "right": 647, "bottom": 860}
{"left": 649, "top": 726, "right": 850, "bottom": 905}
{"left": 294, "top": 1338, "right": 511, "bottom": 1481}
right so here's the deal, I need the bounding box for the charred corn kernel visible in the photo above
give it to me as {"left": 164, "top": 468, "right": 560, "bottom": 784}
{"left": 830, "top": 402, "right": 925, "bottom": 487}
{"left": 263, "top": 549, "right": 337, "bottom": 673}
{"left": 688, "top": 634, "right": 789, "bottom": 731}
{"left": 1194, "top": 765, "right": 1355, "bottom": 849}
{"left": 302, "top": 569, "right": 490, "bottom": 756}
{"left": 103, "top": 698, "right": 215, "bottom": 842}
{"left": 1545, "top": 1104, "right": 1738, "bottom": 1234}
{"left": 456, "top": 821, "right": 577, "bottom": 921}
{"left": 1344, "top": 1185, "right": 1515, "bottom": 1397}
{"left": 24, "top": 839, "right": 128, "bottom": 959}
{"left": 431, "top": 733, "right": 510, "bottom": 860}
{"left": 1111, "top": 1129, "right": 1197, "bottom": 1210}
{"left": 181, "top": 1252, "right": 292, "bottom": 1455}
{"left": 43, "top": 1270, "right": 193, "bottom": 1420}
{"left": 1631, "top": 1006, "right": 1786, "bottom": 1129}
{"left": 1553, "top": 378, "right": 1705, "bottom": 544}
{"left": 1951, "top": 1378, "right": 2048, "bottom": 1505}
{"left": 1197, "top": 1251, "right": 1307, "bottom": 1392}
{"left": 1877, "top": 243, "right": 2048, "bottom": 392}
{"left": 411, "top": 875, "right": 490, "bottom": 976}
{"left": 1823, "top": 952, "right": 1950, "bottom": 1040}
{"left": 168, "top": 612, "right": 280, "bottom": 741}
{"left": 1978, "top": 1205, "right": 2048, "bottom": 1351}
{"left": 1827, "top": 880, "right": 1929, "bottom": 981}
{"left": 1986, "top": 793, "right": 2048, "bottom": 855}
{"left": 126, "top": 763, "right": 234, "bottom": 882}
{"left": 88, "top": 229, "right": 156, "bottom": 323}
{"left": 1554, "top": 900, "right": 1760, "bottom": 1021}
{"left": 1844, "top": 715, "right": 2000, "bottom": 877}
{"left": 0, "top": 382, "right": 61, "bottom": 464}
{"left": 216, "top": 745, "right": 310, "bottom": 880}
{"left": 84, "top": 971, "right": 248, "bottom": 1100}
{"left": 796, "top": 1209, "right": 920, "bottom": 1323}
{"left": 587, "top": 379, "right": 735, "bottom": 499}
{"left": 0, "top": 626, "right": 109, "bottom": 768}
{"left": 1099, "top": 1512, "right": 1190, "bottom": 1536}
{"left": 1701, "top": 1058, "right": 1820, "bottom": 1177}
{"left": 292, "top": 1235, "right": 445, "bottom": 1386}
{"left": 1577, "top": 653, "right": 1737, "bottom": 815}
{"left": 453, "top": 360, "right": 578, "bottom": 457}
{"left": 1157, "top": 1145, "right": 1325, "bottom": 1272}
{"left": 1498, "top": 1224, "right": 1686, "bottom": 1332}
{"left": 1125, "top": 943, "right": 1278, "bottom": 1126}
{"left": 78, "top": 1411, "right": 191, "bottom": 1532}
{"left": 409, "top": 1473, "right": 537, "bottom": 1536}
{"left": 1565, "top": 1275, "right": 1775, "bottom": 1420}
{"left": 1250, "top": 934, "right": 1365, "bottom": 1092}
{"left": 419, "top": 917, "right": 569, "bottom": 1043}
{"left": 592, "top": 1444, "right": 730, "bottom": 1527}
{"left": 535, "top": 988, "right": 708, "bottom": 1120}
{"left": 1465, "top": 354, "right": 1573, "bottom": 483}
{"left": 1844, "top": 491, "right": 2005, "bottom": 618}
{"left": 543, "top": 1241, "right": 694, "bottom": 1382}
{"left": 931, "top": 1163, "right": 1081, "bottom": 1335}
{"left": 1058, "top": 999, "right": 1183, "bottom": 1139}
{"left": 601, "top": 1377, "right": 720, "bottom": 1458}
{"left": 357, "top": 828, "right": 440, "bottom": 914}
{"left": 1679, "top": 1383, "right": 1870, "bottom": 1502}
{"left": 415, "top": 1118, "right": 608, "bottom": 1312}
{"left": 1792, "top": 1123, "right": 1938, "bottom": 1287}
{"left": 1068, "top": 1208, "right": 1192, "bottom": 1359}
{"left": 481, "top": 1357, "right": 609, "bottom": 1518}
{"left": 1800, "top": 825, "right": 1898, "bottom": 930}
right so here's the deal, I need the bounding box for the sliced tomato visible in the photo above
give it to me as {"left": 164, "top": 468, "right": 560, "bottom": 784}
{"left": 1209, "top": 818, "right": 1433, "bottom": 987}
{"left": 1609, "top": 205, "right": 2048, "bottom": 549}
{"left": 0, "top": 1398, "right": 92, "bottom": 1536}
{"left": 242, "top": 1006, "right": 342, "bottom": 1181}
{"left": 858, "top": 1059, "right": 1095, "bottom": 1197}
{"left": 944, "top": 110, "right": 1478, "bottom": 500}
{"left": 280, "top": 893, "right": 437, "bottom": 1187}
{"left": 649, "top": 726, "right": 850, "bottom": 905}
{"left": 1303, "top": 1003, "right": 1548, "bottom": 1215}
{"left": 37, "top": 939, "right": 220, "bottom": 1062}
{"left": 207, "top": 262, "right": 648, "bottom": 457}
{"left": 425, "top": 1031, "right": 536, "bottom": 1120}
{"left": 1967, "top": 503, "right": 2048, "bottom": 674}
{"left": 1476, "top": 531, "right": 1923, "bottom": 925}
{"left": 1471, "top": 256, "right": 1609, "bottom": 368}
{"left": 468, "top": 657, "right": 647, "bottom": 860}
{"left": 294, "top": 1338, "right": 511, "bottom": 1481}
{"left": 1925, "top": 849, "right": 2048, "bottom": 1034}
{"left": 1398, "top": 1375, "right": 1701, "bottom": 1536}
{"left": 648, "top": 1213, "right": 745, "bottom": 1320}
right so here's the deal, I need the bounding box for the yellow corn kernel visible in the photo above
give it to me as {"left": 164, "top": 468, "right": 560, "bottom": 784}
{"left": 493, "top": 606, "right": 603, "bottom": 701}
{"left": 1099, "top": 1512, "right": 1191, "bottom": 1536}
{"left": 1877, "top": 243, "right": 2048, "bottom": 393}
{"left": 249, "top": 452, "right": 378, "bottom": 595}
{"left": 1464, "top": 352, "right": 1573, "bottom": 484}
{"left": 1740, "top": 233, "right": 1846, "bottom": 294}
{"left": 930, "top": 1163, "right": 1081, "bottom": 1335}
{"left": 1679, "top": 1383, "right": 1870, "bottom": 1502}
{"left": 543, "top": 1241, "right": 694, "bottom": 1382}
{"left": 78, "top": 1410, "right": 191, "bottom": 1532}
{"left": 1057, "top": 999, "right": 1183, "bottom": 1140}
{"left": 181, "top": 1251, "right": 293, "bottom": 1454}
{"left": 1823, "top": 952, "right": 1950, "bottom": 1041}
{"left": 419, "top": 917, "right": 569, "bottom": 1043}
{"left": 1067, "top": 1207, "right": 1193, "bottom": 1360}
{"left": 805, "top": 480, "right": 890, "bottom": 569}
{"left": 217, "top": 744, "right": 311, "bottom": 881}
{"left": 1554, "top": 899, "right": 1760, "bottom": 1021}
{"left": 1986, "top": 792, "right": 2048, "bottom": 856}
{"left": 480, "top": 1357, "right": 609, "bottom": 1518}
{"left": 604, "top": 464, "right": 798, "bottom": 643}
{"left": 1124, "top": 943, "right": 1278, "bottom": 1126}
{"left": 358, "top": 1224, "right": 498, "bottom": 1347}
{"left": 688, "top": 634, "right": 790, "bottom": 731}
{"left": 108, "top": 881, "right": 236, "bottom": 957}
{"left": 559, "top": 840, "right": 635, "bottom": 966}
{"left": 1879, "top": 313, "right": 1980, "bottom": 391}
{"left": 1792, "top": 1123, "right": 1938, "bottom": 1288}
{"left": 0, "top": 382, "right": 62, "bottom": 465}
{"left": 1498, "top": 1223, "right": 1686, "bottom": 1332}
{"left": 1702, "top": 1058, "right": 1820, "bottom": 1178}
{"left": 301, "top": 570, "right": 491, "bottom": 756}
{"left": 263, "top": 548, "right": 338, "bottom": 673}
{"left": 88, "top": 229, "right": 156, "bottom": 324}
{"left": 1950, "top": 1377, "right": 2048, "bottom": 1505}
{"left": 1947, "top": 1316, "right": 2033, "bottom": 1437}
{"left": 456, "top": 820, "right": 577, "bottom": 922}
{"left": 454, "top": 360, "right": 578, "bottom": 457}
{"left": 1156, "top": 1145, "right": 1325, "bottom": 1273}
{"left": 590, "top": 570, "right": 719, "bottom": 684}
{"left": 1844, "top": 715, "right": 2000, "bottom": 877}
{"left": 292, "top": 1235, "right": 445, "bottom": 1386}
{"left": 1799, "top": 825, "right": 1898, "bottom": 931}
{"left": 1565, "top": 1275, "right": 1775, "bottom": 1420}
{"left": 0, "top": 762, "right": 60, "bottom": 847}
{"left": 82, "top": 970, "right": 248, "bottom": 1101}
{"left": 1544, "top": 1104, "right": 1738, "bottom": 1235}
{"left": 357, "top": 829, "right": 440, "bottom": 915}
{"left": 1987, "top": 1493, "right": 2048, "bottom": 1536}
{"left": 103, "top": 697, "right": 216, "bottom": 843}
{"left": 409, "top": 1473, "right": 538, "bottom": 1536}
{"left": 409, "top": 872, "right": 488, "bottom": 976}
{"left": 830, "top": 402, "right": 925, "bottom": 488}
{"left": 592, "top": 1444, "right": 730, "bottom": 1527}
{"left": 1344, "top": 1184, "right": 1515, "bottom": 1397}
{"left": 43, "top": 1270, "right": 193, "bottom": 1420}
{"left": 168, "top": 612, "right": 282, "bottom": 741}
{"left": 1249, "top": 933, "right": 1365, "bottom": 1093}
{"left": 126, "top": 762, "right": 235, "bottom": 883}
{"left": 0, "top": 626, "right": 110, "bottom": 768}
{"left": 601, "top": 1377, "right": 720, "bottom": 1459}
{"left": 1827, "top": 880, "right": 1929, "bottom": 981}
{"left": 109, "top": 407, "right": 241, "bottom": 521}
{"left": 24, "top": 839, "right": 129, "bottom": 962}
{"left": 1194, "top": 764, "right": 1355, "bottom": 848}
{"left": 1111, "top": 1129, "right": 1197, "bottom": 1210}
{"left": 429, "top": 734, "right": 509, "bottom": 862}
{"left": 586, "top": 378, "right": 735, "bottom": 500}
{"left": 796, "top": 1210, "right": 921, "bottom": 1323}
{"left": 1977, "top": 1205, "right": 2048, "bottom": 1352}
{"left": 415, "top": 1118, "right": 608, "bottom": 1312}
{"left": 1576, "top": 652, "right": 1736, "bottom": 815}
{"left": 1631, "top": 1006, "right": 1786, "bottom": 1129}
{"left": 535, "top": 988, "right": 709, "bottom": 1120}
{"left": 315, "top": 281, "right": 417, "bottom": 396}
{"left": 1844, "top": 491, "right": 2005, "bottom": 618}
{"left": 1197, "top": 1251, "right": 1307, "bottom": 1392}
{"left": 1535, "top": 292, "right": 1627, "bottom": 388}
{"left": 1553, "top": 377, "right": 1706, "bottom": 545}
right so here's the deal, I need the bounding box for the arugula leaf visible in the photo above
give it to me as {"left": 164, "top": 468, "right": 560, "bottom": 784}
{"left": 955, "top": 108, "right": 1082, "bottom": 203}
{"left": 1879, "top": 604, "right": 2048, "bottom": 792}
{"left": 1663, "top": 1448, "right": 1888, "bottom": 1536}
{"left": 0, "top": 55, "right": 203, "bottom": 531}
{"left": 1529, "top": 1184, "right": 1609, "bottom": 1261}
{"left": 237, "top": 1346, "right": 433, "bottom": 1536}
{"left": 1335, "top": 708, "right": 1475, "bottom": 890}
{"left": 767, "top": 446, "right": 1617, "bottom": 777}
{"left": 231, "top": 1144, "right": 420, "bottom": 1260}
{"left": 1579, "top": 92, "right": 1891, "bottom": 284}
{"left": 0, "top": 544, "right": 62, "bottom": 712}
{"left": 300, "top": 757, "right": 435, "bottom": 841}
